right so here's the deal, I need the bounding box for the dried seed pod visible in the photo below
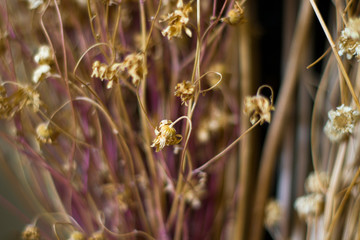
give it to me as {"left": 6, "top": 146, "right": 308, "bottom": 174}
{"left": 305, "top": 171, "right": 329, "bottom": 193}
{"left": 174, "top": 81, "right": 195, "bottom": 105}
{"left": 22, "top": 225, "right": 40, "bottom": 240}
{"left": 151, "top": 120, "right": 182, "bottom": 152}
{"left": 244, "top": 86, "right": 274, "bottom": 125}
{"left": 221, "top": 1, "right": 245, "bottom": 25}
{"left": 294, "top": 193, "right": 325, "bottom": 221}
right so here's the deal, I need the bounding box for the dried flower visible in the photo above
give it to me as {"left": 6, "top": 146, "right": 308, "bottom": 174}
{"left": 151, "top": 120, "right": 182, "bottom": 152}
{"left": 184, "top": 172, "right": 207, "bottom": 209}
{"left": 305, "top": 171, "right": 329, "bottom": 194}
{"left": 338, "top": 18, "right": 360, "bottom": 60}
{"left": 324, "top": 104, "right": 360, "bottom": 142}
{"left": 91, "top": 61, "right": 121, "bottom": 89}
{"left": 34, "top": 45, "right": 53, "bottom": 65}
{"left": 118, "top": 53, "right": 144, "bottom": 87}
{"left": 22, "top": 225, "right": 40, "bottom": 240}
{"left": 160, "top": 0, "right": 193, "bottom": 40}
{"left": 36, "top": 122, "right": 57, "bottom": 144}
{"left": 174, "top": 80, "right": 195, "bottom": 105}
{"left": 244, "top": 91, "right": 274, "bottom": 125}
{"left": 264, "top": 199, "right": 282, "bottom": 228}
{"left": 68, "top": 231, "right": 85, "bottom": 240}
{"left": 221, "top": 1, "right": 245, "bottom": 25}
{"left": 294, "top": 193, "right": 324, "bottom": 221}
{"left": 32, "top": 64, "right": 51, "bottom": 83}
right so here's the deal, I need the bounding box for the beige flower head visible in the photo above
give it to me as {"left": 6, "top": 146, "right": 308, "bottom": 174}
{"left": 338, "top": 18, "right": 360, "bottom": 60}
{"left": 151, "top": 120, "right": 182, "bottom": 152}
{"left": 160, "top": 0, "right": 193, "bottom": 40}
{"left": 91, "top": 61, "right": 121, "bottom": 89}
{"left": 244, "top": 85, "right": 275, "bottom": 125}
{"left": 68, "top": 231, "right": 85, "bottom": 240}
{"left": 221, "top": 1, "right": 245, "bottom": 25}
{"left": 32, "top": 64, "right": 51, "bottom": 83}
{"left": 36, "top": 122, "right": 57, "bottom": 144}
{"left": 294, "top": 193, "right": 324, "bottom": 221}
{"left": 264, "top": 199, "right": 282, "bottom": 228}
{"left": 305, "top": 171, "right": 329, "bottom": 194}
{"left": 324, "top": 104, "right": 360, "bottom": 142}
{"left": 174, "top": 80, "right": 195, "bottom": 105}
{"left": 22, "top": 225, "right": 40, "bottom": 240}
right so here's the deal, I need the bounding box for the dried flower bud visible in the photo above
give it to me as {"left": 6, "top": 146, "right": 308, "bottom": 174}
{"left": 305, "top": 171, "right": 329, "bottom": 194}
{"left": 338, "top": 18, "right": 360, "bottom": 60}
{"left": 68, "top": 231, "right": 85, "bottom": 240}
{"left": 22, "top": 225, "right": 40, "bottom": 240}
{"left": 36, "top": 122, "right": 57, "bottom": 144}
{"left": 264, "top": 199, "right": 281, "bottom": 228}
{"left": 324, "top": 104, "right": 360, "bottom": 142}
{"left": 244, "top": 94, "right": 274, "bottom": 125}
{"left": 34, "top": 45, "right": 53, "bottom": 65}
{"left": 151, "top": 120, "right": 182, "bottom": 152}
{"left": 294, "top": 193, "right": 324, "bottom": 221}
{"left": 174, "top": 81, "right": 195, "bottom": 105}
{"left": 160, "top": 0, "right": 192, "bottom": 40}
{"left": 32, "top": 64, "right": 51, "bottom": 83}
{"left": 221, "top": 1, "right": 245, "bottom": 25}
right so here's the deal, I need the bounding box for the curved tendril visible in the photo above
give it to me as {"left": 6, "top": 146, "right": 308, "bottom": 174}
{"left": 193, "top": 71, "right": 223, "bottom": 94}
{"left": 256, "top": 84, "right": 274, "bottom": 106}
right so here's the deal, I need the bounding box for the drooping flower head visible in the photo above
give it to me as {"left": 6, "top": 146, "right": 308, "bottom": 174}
{"left": 151, "top": 120, "right": 182, "bottom": 152}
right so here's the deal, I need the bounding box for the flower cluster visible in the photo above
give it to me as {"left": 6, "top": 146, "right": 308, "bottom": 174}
{"left": 324, "top": 104, "right": 360, "bottom": 142}
{"left": 36, "top": 122, "right": 57, "bottom": 144}
{"left": 91, "top": 53, "right": 144, "bottom": 88}
{"left": 160, "top": 0, "right": 193, "bottom": 40}
{"left": 174, "top": 80, "right": 195, "bottom": 105}
{"left": 305, "top": 171, "right": 329, "bottom": 194}
{"left": 338, "top": 18, "right": 360, "bottom": 60}
{"left": 151, "top": 120, "right": 182, "bottom": 152}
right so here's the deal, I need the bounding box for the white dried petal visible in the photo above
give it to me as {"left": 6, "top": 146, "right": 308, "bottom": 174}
{"left": 32, "top": 64, "right": 51, "bottom": 83}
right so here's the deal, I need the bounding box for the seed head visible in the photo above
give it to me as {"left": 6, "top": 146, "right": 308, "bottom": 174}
{"left": 184, "top": 172, "right": 207, "bottom": 209}
{"left": 160, "top": 0, "right": 193, "bottom": 40}
{"left": 305, "top": 171, "right": 329, "bottom": 194}
{"left": 264, "top": 199, "right": 282, "bottom": 228}
{"left": 324, "top": 104, "right": 360, "bottom": 142}
{"left": 294, "top": 193, "right": 324, "bottom": 221}
{"left": 221, "top": 1, "right": 245, "bottom": 25}
{"left": 151, "top": 120, "right": 182, "bottom": 152}
{"left": 244, "top": 94, "right": 274, "bottom": 125}
{"left": 174, "top": 81, "right": 195, "bottom": 105}
{"left": 22, "top": 225, "right": 40, "bottom": 240}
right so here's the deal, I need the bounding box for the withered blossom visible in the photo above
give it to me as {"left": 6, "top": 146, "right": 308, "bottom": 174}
{"left": 118, "top": 53, "right": 144, "bottom": 87}
{"left": 174, "top": 80, "right": 195, "bottom": 105}
{"left": 264, "top": 199, "right": 282, "bottom": 228}
{"left": 244, "top": 94, "right": 274, "bottom": 125}
{"left": 305, "top": 171, "right": 329, "bottom": 194}
{"left": 221, "top": 1, "right": 245, "bottom": 25}
{"left": 160, "top": 0, "right": 193, "bottom": 40}
{"left": 184, "top": 172, "right": 207, "bottom": 209}
{"left": 36, "top": 122, "right": 57, "bottom": 144}
{"left": 151, "top": 120, "right": 182, "bottom": 152}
